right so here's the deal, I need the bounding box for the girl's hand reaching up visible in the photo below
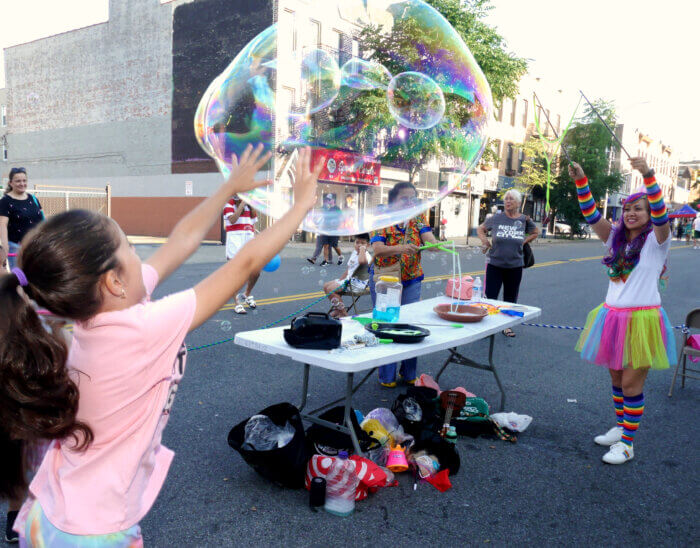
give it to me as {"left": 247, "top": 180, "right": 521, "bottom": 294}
{"left": 225, "top": 144, "right": 273, "bottom": 195}
{"left": 292, "top": 147, "right": 322, "bottom": 212}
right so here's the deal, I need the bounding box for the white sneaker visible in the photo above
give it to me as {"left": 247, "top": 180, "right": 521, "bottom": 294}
{"left": 234, "top": 294, "right": 247, "bottom": 315}
{"left": 594, "top": 426, "right": 623, "bottom": 446}
{"left": 602, "top": 441, "right": 634, "bottom": 464}
{"left": 245, "top": 295, "right": 257, "bottom": 309}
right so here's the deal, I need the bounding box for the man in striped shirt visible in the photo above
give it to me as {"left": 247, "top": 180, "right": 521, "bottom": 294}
{"left": 224, "top": 196, "right": 260, "bottom": 314}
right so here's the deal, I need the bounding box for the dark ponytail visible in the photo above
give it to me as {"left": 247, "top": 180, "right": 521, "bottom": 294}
{"left": 0, "top": 210, "right": 120, "bottom": 497}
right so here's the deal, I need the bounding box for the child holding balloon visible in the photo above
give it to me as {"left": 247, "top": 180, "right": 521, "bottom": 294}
{"left": 571, "top": 157, "right": 674, "bottom": 465}
{"left": 0, "top": 145, "right": 321, "bottom": 544}
{"left": 224, "top": 195, "right": 261, "bottom": 314}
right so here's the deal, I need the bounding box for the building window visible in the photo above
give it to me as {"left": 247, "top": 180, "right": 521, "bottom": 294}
{"left": 1, "top": 105, "right": 5, "bottom": 127}
{"left": 283, "top": 10, "right": 297, "bottom": 51}
{"left": 510, "top": 99, "right": 517, "bottom": 126}
{"left": 282, "top": 87, "right": 296, "bottom": 136}
{"left": 521, "top": 99, "right": 528, "bottom": 127}
{"left": 518, "top": 147, "right": 525, "bottom": 173}
{"left": 338, "top": 32, "right": 352, "bottom": 67}
{"left": 506, "top": 143, "right": 514, "bottom": 172}
{"left": 309, "top": 19, "right": 321, "bottom": 47}
{"left": 2, "top": 144, "right": 6, "bottom": 161}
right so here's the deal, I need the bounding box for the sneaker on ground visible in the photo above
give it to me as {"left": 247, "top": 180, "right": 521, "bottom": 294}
{"left": 307, "top": 257, "right": 316, "bottom": 264}
{"left": 245, "top": 295, "right": 257, "bottom": 309}
{"left": 337, "top": 255, "right": 345, "bottom": 265}
{"left": 602, "top": 441, "right": 634, "bottom": 464}
{"left": 319, "top": 260, "right": 329, "bottom": 267}
{"left": 379, "top": 381, "right": 397, "bottom": 388}
{"left": 5, "top": 511, "right": 19, "bottom": 543}
{"left": 234, "top": 294, "right": 247, "bottom": 315}
{"left": 594, "top": 426, "right": 623, "bottom": 446}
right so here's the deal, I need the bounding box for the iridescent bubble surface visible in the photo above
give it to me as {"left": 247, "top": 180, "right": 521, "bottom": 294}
{"left": 387, "top": 72, "right": 446, "bottom": 130}
{"left": 195, "top": 0, "right": 493, "bottom": 235}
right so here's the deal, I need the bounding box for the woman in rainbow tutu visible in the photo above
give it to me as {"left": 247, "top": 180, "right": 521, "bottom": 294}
{"left": 570, "top": 157, "right": 675, "bottom": 465}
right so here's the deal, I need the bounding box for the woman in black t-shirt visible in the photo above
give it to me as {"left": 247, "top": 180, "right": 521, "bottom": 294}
{"left": 0, "top": 167, "right": 44, "bottom": 269}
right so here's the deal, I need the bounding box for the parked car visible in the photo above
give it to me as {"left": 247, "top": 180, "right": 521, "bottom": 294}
{"left": 554, "top": 222, "right": 591, "bottom": 239}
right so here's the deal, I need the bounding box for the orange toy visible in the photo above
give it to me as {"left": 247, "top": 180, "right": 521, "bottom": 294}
{"left": 386, "top": 445, "right": 409, "bottom": 473}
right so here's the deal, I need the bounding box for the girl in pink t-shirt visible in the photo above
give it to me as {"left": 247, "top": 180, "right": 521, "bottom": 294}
{"left": 0, "top": 146, "right": 321, "bottom": 546}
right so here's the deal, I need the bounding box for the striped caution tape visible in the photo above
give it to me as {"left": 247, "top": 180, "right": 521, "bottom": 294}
{"left": 523, "top": 323, "right": 688, "bottom": 332}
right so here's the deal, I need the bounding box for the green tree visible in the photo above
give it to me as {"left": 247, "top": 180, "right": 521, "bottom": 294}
{"left": 507, "top": 137, "right": 548, "bottom": 211}
{"left": 550, "top": 99, "right": 624, "bottom": 236}
{"left": 315, "top": 0, "right": 527, "bottom": 183}
{"left": 424, "top": 0, "right": 528, "bottom": 103}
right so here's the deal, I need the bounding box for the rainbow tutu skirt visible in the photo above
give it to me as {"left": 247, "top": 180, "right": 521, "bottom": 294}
{"left": 575, "top": 304, "right": 677, "bottom": 370}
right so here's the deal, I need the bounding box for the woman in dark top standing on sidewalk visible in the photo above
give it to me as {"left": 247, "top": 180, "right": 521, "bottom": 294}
{"left": 0, "top": 167, "right": 44, "bottom": 541}
{"left": 477, "top": 189, "right": 538, "bottom": 337}
{"left": 0, "top": 167, "right": 44, "bottom": 270}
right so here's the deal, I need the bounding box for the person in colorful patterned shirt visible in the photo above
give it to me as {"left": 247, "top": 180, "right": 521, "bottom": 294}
{"left": 369, "top": 182, "right": 439, "bottom": 387}
{"left": 571, "top": 157, "right": 675, "bottom": 465}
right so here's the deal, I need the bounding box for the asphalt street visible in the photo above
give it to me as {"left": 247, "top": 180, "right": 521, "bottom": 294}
{"left": 7, "top": 238, "right": 700, "bottom": 546}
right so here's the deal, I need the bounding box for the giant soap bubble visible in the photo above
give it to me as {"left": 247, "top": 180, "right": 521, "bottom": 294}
{"left": 195, "top": 0, "right": 493, "bottom": 235}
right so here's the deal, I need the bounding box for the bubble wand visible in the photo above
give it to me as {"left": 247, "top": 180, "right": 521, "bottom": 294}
{"left": 533, "top": 94, "right": 581, "bottom": 212}
{"left": 533, "top": 92, "right": 572, "bottom": 164}
{"left": 579, "top": 90, "right": 632, "bottom": 160}
{"left": 419, "top": 241, "right": 458, "bottom": 255}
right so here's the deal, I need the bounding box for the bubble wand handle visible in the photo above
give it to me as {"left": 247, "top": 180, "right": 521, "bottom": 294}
{"left": 533, "top": 92, "right": 572, "bottom": 164}
{"left": 579, "top": 90, "right": 632, "bottom": 160}
{"left": 419, "top": 240, "right": 454, "bottom": 251}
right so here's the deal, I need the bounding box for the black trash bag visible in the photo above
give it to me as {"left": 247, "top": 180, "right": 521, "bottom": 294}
{"left": 228, "top": 402, "right": 309, "bottom": 489}
{"left": 392, "top": 386, "right": 441, "bottom": 439}
{"left": 411, "top": 438, "right": 461, "bottom": 476}
{"left": 305, "top": 406, "right": 377, "bottom": 456}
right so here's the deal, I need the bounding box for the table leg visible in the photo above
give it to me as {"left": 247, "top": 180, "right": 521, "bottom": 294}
{"left": 343, "top": 373, "right": 363, "bottom": 456}
{"left": 434, "top": 351, "right": 454, "bottom": 382}
{"left": 299, "top": 363, "right": 310, "bottom": 412}
{"left": 433, "top": 335, "right": 506, "bottom": 412}
{"left": 487, "top": 335, "right": 506, "bottom": 412}
{"left": 308, "top": 368, "right": 376, "bottom": 416}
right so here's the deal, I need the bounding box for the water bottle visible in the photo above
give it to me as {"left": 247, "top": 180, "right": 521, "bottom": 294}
{"left": 472, "top": 276, "right": 482, "bottom": 302}
{"left": 324, "top": 451, "right": 359, "bottom": 517}
{"left": 373, "top": 276, "right": 402, "bottom": 322}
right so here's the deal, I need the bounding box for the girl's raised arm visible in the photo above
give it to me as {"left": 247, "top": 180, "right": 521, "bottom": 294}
{"left": 189, "top": 148, "right": 321, "bottom": 332}
{"left": 147, "top": 144, "right": 271, "bottom": 284}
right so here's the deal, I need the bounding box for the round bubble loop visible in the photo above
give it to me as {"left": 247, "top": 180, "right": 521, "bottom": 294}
{"left": 195, "top": 0, "right": 493, "bottom": 236}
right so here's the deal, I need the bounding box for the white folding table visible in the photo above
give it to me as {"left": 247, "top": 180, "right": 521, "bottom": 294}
{"left": 235, "top": 297, "right": 541, "bottom": 455}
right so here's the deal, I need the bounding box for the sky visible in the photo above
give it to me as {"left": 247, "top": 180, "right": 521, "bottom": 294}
{"left": 485, "top": 0, "right": 699, "bottom": 160}
{"left": 0, "top": 0, "right": 698, "bottom": 159}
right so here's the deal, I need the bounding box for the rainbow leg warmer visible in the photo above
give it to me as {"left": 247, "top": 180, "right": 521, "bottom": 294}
{"left": 621, "top": 393, "right": 644, "bottom": 447}
{"left": 575, "top": 177, "right": 602, "bottom": 224}
{"left": 612, "top": 385, "right": 624, "bottom": 428}
{"left": 643, "top": 171, "right": 668, "bottom": 226}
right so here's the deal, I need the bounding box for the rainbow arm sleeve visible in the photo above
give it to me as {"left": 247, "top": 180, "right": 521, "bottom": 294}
{"left": 575, "top": 177, "right": 602, "bottom": 224}
{"left": 643, "top": 170, "right": 668, "bottom": 225}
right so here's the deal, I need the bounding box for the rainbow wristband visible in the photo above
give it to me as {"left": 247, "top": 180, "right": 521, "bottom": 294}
{"left": 575, "top": 177, "right": 602, "bottom": 224}
{"left": 643, "top": 170, "right": 668, "bottom": 226}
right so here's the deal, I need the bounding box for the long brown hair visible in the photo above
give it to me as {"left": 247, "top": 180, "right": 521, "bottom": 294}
{"left": 0, "top": 209, "right": 121, "bottom": 497}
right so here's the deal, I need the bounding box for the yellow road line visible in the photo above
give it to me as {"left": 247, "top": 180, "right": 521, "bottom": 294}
{"left": 61, "top": 244, "right": 698, "bottom": 322}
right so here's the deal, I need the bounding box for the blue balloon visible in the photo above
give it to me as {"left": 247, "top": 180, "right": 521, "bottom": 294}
{"left": 262, "top": 254, "right": 281, "bottom": 273}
